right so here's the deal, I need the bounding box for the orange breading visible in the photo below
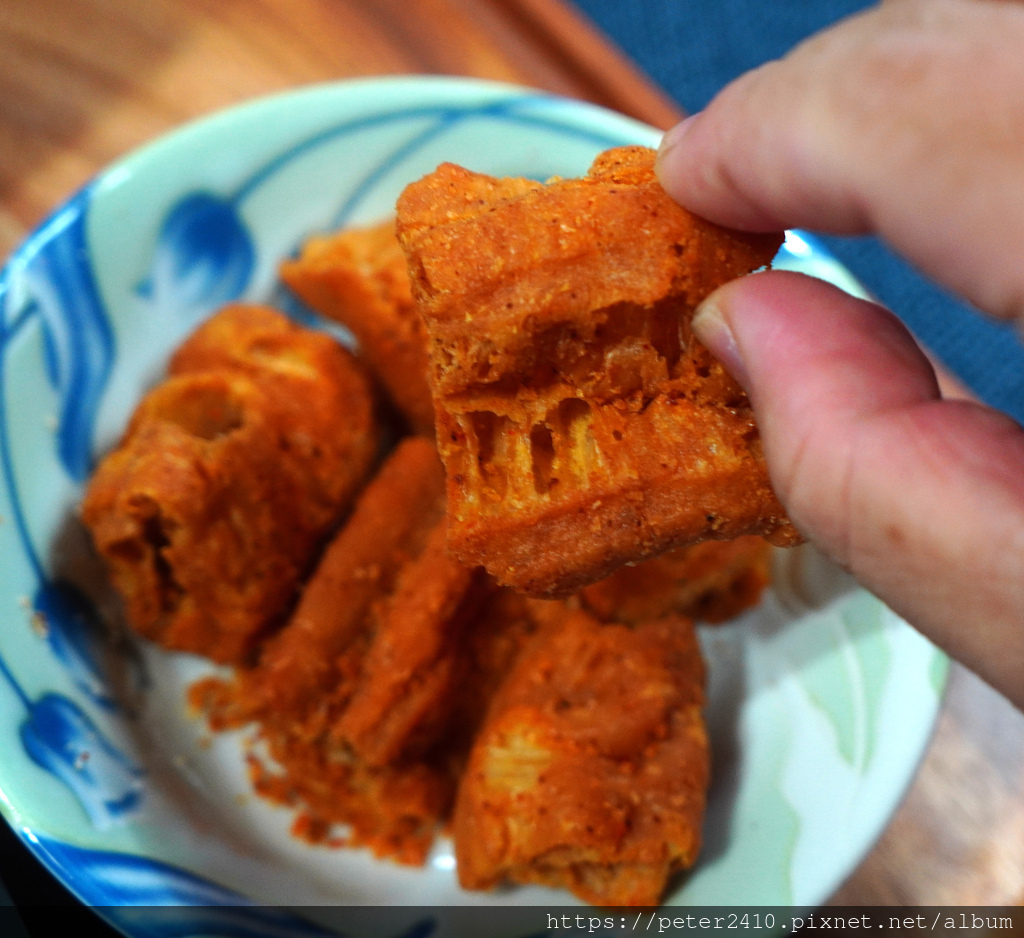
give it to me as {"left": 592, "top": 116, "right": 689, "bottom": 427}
{"left": 190, "top": 438, "right": 487, "bottom": 864}
{"left": 81, "top": 306, "right": 377, "bottom": 663}
{"left": 229, "top": 585, "right": 535, "bottom": 865}
{"left": 280, "top": 221, "right": 435, "bottom": 435}
{"left": 218, "top": 436, "right": 447, "bottom": 721}
{"left": 580, "top": 535, "right": 773, "bottom": 625}
{"left": 397, "top": 145, "right": 799, "bottom": 595}
{"left": 243, "top": 738, "right": 454, "bottom": 865}
{"left": 452, "top": 605, "right": 708, "bottom": 907}
{"left": 449, "top": 588, "right": 539, "bottom": 738}
{"left": 169, "top": 303, "right": 378, "bottom": 522}
{"left": 335, "top": 520, "right": 488, "bottom": 767}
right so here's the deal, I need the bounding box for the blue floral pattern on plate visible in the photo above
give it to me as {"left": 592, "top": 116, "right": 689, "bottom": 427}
{"left": 0, "top": 78, "right": 947, "bottom": 934}
{"left": 138, "top": 192, "right": 256, "bottom": 316}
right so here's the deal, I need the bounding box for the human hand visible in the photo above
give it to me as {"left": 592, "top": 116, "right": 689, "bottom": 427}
{"left": 655, "top": 0, "right": 1024, "bottom": 706}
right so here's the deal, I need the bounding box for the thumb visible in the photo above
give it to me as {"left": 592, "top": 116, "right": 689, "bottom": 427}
{"left": 694, "top": 270, "right": 1024, "bottom": 706}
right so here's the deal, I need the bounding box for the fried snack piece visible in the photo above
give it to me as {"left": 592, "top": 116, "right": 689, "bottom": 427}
{"left": 191, "top": 438, "right": 486, "bottom": 863}
{"left": 280, "top": 221, "right": 435, "bottom": 435}
{"left": 580, "top": 535, "right": 772, "bottom": 625}
{"left": 397, "top": 145, "right": 799, "bottom": 595}
{"left": 453, "top": 605, "right": 708, "bottom": 907}
{"left": 335, "top": 520, "right": 487, "bottom": 767}
{"left": 169, "top": 303, "right": 377, "bottom": 523}
{"left": 82, "top": 307, "right": 377, "bottom": 663}
{"left": 216, "top": 436, "right": 447, "bottom": 720}
{"left": 449, "top": 588, "right": 539, "bottom": 742}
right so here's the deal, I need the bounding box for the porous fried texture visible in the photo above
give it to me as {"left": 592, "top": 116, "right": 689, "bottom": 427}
{"left": 335, "top": 521, "right": 487, "bottom": 767}
{"left": 231, "top": 580, "right": 538, "bottom": 864}
{"left": 190, "top": 439, "right": 487, "bottom": 863}
{"left": 81, "top": 306, "right": 377, "bottom": 663}
{"left": 452, "top": 605, "right": 708, "bottom": 907}
{"left": 224, "top": 436, "right": 447, "bottom": 719}
{"left": 580, "top": 535, "right": 773, "bottom": 625}
{"left": 397, "top": 145, "right": 799, "bottom": 595}
{"left": 169, "top": 303, "right": 378, "bottom": 519}
{"left": 280, "top": 221, "right": 435, "bottom": 435}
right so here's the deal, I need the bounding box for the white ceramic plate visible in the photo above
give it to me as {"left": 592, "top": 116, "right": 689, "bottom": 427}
{"left": 0, "top": 77, "right": 946, "bottom": 935}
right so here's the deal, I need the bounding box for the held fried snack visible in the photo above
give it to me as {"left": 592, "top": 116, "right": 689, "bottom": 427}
{"left": 280, "top": 220, "right": 436, "bottom": 435}
{"left": 453, "top": 604, "right": 708, "bottom": 907}
{"left": 396, "top": 145, "right": 800, "bottom": 595}
{"left": 81, "top": 305, "right": 377, "bottom": 664}
{"left": 80, "top": 247, "right": 779, "bottom": 900}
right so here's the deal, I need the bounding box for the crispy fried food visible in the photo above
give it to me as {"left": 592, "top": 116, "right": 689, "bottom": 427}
{"left": 453, "top": 604, "right": 708, "bottom": 907}
{"left": 580, "top": 535, "right": 773, "bottom": 625}
{"left": 397, "top": 145, "right": 799, "bottom": 595}
{"left": 220, "top": 436, "right": 447, "bottom": 720}
{"left": 169, "top": 303, "right": 377, "bottom": 523}
{"left": 280, "top": 221, "right": 435, "bottom": 435}
{"left": 335, "top": 520, "right": 488, "bottom": 767}
{"left": 81, "top": 306, "right": 377, "bottom": 663}
{"left": 190, "top": 437, "right": 488, "bottom": 863}
{"left": 243, "top": 737, "right": 454, "bottom": 865}
{"left": 449, "top": 588, "right": 539, "bottom": 743}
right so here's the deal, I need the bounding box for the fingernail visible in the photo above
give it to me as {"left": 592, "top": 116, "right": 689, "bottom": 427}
{"left": 691, "top": 295, "right": 751, "bottom": 390}
{"left": 657, "top": 114, "right": 697, "bottom": 164}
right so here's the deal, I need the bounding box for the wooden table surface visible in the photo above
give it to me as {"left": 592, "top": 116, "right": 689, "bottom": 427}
{"left": 3, "top": 0, "right": 1024, "bottom": 910}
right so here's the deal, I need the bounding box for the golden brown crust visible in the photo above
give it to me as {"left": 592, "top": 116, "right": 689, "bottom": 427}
{"left": 231, "top": 436, "right": 447, "bottom": 717}
{"left": 169, "top": 303, "right": 378, "bottom": 518}
{"left": 81, "top": 306, "right": 378, "bottom": 663}
{"left": 579, "top": 535, "right": 773, "bottom": 624}
{"left": 397, "top": 146, "right": 799, "bottom": 595}
{"left": 280, "top": 221, "right": 436, "bottom": 435}
{"left": 452, "top": 605, "right": 708, "bottom": 907}
{"left": 189, "top": 438, "right": 485, "bottom": 864}
{"left": 335, "top": 521, "right": 488, "bottom": 767}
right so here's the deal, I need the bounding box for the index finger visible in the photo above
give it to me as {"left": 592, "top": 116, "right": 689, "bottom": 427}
{"left": 654, "top": 0, "right": 1024, "bottom": 322}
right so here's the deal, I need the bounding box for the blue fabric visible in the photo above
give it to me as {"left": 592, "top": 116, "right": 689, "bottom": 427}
{"left": 575, "top": 0, "right": 1024, "bottom": 421}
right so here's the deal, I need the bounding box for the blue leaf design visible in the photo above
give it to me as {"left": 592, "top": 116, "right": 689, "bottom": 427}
{"left": 37, "top": 300, "right": 61, "bottom": 388}
{"left": 15, "top": 190, "right": 115, "bottom": 482}
{"left": 36, "top": 833, "right": 254, "bottom": 907}
{"left": 140, "top": 192, "right": 255, "bottom": 314}
{"left": 33, "top": 579, "right": 117, "bottom": 710}
{"left": 20, "top": 693, "right": 144, "bottom": 829}
{"left": 31, "top": 835, "right": 417, "bottom": 938}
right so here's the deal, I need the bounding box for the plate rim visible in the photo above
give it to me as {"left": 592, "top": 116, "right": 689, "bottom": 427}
{"left": 0, "top": 75, "right": 949, "bottom": 923}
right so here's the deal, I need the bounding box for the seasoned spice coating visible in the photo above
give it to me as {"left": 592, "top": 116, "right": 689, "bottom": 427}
{"left": 81, "top": 305, "right": 376, "bottom": 663}
{"left": 580, "top": 535, "right": 772, "bottom": 625}
{"left": 191, "top": 439, "right": 486, "bottom": 863}
{"left": 281, "top": 220, "right": 435, "bottom": 435}
{"left": 453, "top": 605, "right": 708, "bottom": 906}
{"left": 397, "top": 146, "right": 798, "bottom": 595}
